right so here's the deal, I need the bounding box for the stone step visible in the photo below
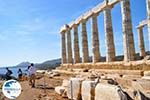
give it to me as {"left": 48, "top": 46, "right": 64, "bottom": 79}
{"left": 89, "top": 69, "right": 143, "bottom": 76}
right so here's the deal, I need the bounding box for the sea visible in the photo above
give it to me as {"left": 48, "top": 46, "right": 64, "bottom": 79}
{"left": 0, "top": 66, "right": 28, "bottom": 78}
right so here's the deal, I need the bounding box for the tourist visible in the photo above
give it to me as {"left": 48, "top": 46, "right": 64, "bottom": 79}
{"left": 18, "top": 68, "right": 23, "bottom": 81}
{"left": 28, "top": 63, "right": 36, "bottom": 88}
{"left": 5, "top": 68, "right": 13, "bottom": 80}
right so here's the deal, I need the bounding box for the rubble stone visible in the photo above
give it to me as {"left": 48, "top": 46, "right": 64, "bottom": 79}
{"left": 55, "top": 86, "right": 65, "bottom": 95}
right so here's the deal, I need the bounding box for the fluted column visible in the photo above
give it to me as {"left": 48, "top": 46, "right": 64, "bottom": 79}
{"left": 66, "top": 25, "right": 73, "bottom": 63}
{"left": 137, "top": 27, "right": 146, "bottom": 57}
{"left": 81, "top": 19, "right": 89, "bottom": 63}
{"left": 121, "top": 0, "right": 135, "bottom": 61}
{"left": 103, "top": 5, "right": 116, "bottom": 62}
{"left": 146, "top": 0, "right": 150, "bottom": 50}
{"left": 61, "top": 31, "right": 67, "bottom": 64}
{"left": 91, "top": 13, "right": 101, "bottom": 63}
{"left": 73, "top": 24, "right": 80, "bottom": 63}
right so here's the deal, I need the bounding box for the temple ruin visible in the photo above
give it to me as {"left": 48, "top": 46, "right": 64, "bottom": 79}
{"left": 59, "top": 0, "right": 150, "bottom": 69}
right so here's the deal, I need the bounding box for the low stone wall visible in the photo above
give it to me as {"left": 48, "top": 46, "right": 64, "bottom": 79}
{"left": 60, "top": 60, "right": 150, "bottom": 70}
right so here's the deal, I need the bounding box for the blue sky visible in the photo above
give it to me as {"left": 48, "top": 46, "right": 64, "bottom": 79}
{"left": 0, "top": 0, "right": 149, "bottom": 67}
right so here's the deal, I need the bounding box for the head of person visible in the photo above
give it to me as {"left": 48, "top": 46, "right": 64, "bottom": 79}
{"left": 6, "top": 67, "right": 9, "bottom": 70}
{"left": 19, "top": 68, "right": 21, "bottom": 71}
{"left": 31, "top": 63, "right": 34, "bottom": 66}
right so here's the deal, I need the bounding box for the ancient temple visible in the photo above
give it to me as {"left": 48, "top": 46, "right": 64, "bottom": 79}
{"left": 59, "top": 0, "right": 150, "bottom": 67}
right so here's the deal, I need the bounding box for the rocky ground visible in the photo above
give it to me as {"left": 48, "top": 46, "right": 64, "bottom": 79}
{"left": 0, "top": 68, "right": 150, "bottom": 100}
{"left": 0, "top": 73, "right": 71, "bottom": 100}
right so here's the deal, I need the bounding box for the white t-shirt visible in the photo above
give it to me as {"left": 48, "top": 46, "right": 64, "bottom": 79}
{"left": 28, "top": 66, "right": 36, "bottom": 75}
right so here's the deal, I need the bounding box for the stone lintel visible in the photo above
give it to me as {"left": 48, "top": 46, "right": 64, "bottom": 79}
{"left": 108, "top": 0, "right": 120, "bottom": 6}
{"left": 83, "top": 10, "right": 93, "bottom": 20}
{"left": 61, "top": 0, "right": 120, "bottom": 30}
{"left": 75, "top": 15, "right": 83, "bottom": 25}
{"left": 68, "top": 21, "right": 75, "bottom": 29}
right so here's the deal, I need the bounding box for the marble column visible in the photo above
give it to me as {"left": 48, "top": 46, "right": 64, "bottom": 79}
{"left": 61, "top": 31, "right": 67, "bottom": 64}
{"left": 66, "top": 25, "right": 73, "bottom": 63}
{"left": 121, "top": 0, "right": 135, "bottom": 61}
{"left": 103, "top": 5, "right": 116, "bottom": 62}
{"left": 81, "top": 19, "right": 89, "bottom": 63}
{"left": 137, "top": 27, "right": 146, "bottom": 57}
{"left": 146, "top": 0, "right": 150, "bottom": 50}
{"left": 73, "top": 24, "right": 80, "bottom": 63}
{"left": 91, "top": 13, "right": 101, "bottom": 63}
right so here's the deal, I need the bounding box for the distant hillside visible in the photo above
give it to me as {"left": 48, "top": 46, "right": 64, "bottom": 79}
{"left": 17, "top": 62, "right": 31, "bottom": 67}
{"left": 16, "top": 59, "right": 61, "bottom": 70}
{"left": 35, "top": 59, "right": 61, "bottom": 70}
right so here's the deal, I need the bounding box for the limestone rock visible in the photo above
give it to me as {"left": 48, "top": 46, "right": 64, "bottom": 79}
{"left": 55, "top": 86, "right": 65, "bottom": 95}
{"left": 67, "top": 78, "right": 83, "bottom": 100}
{"left": 49, "top": 72, "right": 60, "bottom": 78}
{"left": 95, "top": 83, "right": 128, "bottom": 100}
{"left": 81, "top": 81, "right": 96, "bottom": 100}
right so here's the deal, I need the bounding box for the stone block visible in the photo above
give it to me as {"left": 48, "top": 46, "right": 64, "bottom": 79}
{"left": 95, "top": 83, "right": 128, "bottom": 100}
{"left": 67, "top": 78, "right": 83, "bottom": 100}
{"left": 90, "top": 69, "right": 143, "bottom": 76}
{"left": 144, "top": 71, "right": 150, "bottom": 76}
{"left": 123, "top": 75, "right": 142, "bottom": 80}
{"left": 81, "top": 81, "right": 96, "bottom": 100}
{"left": 142, "top": 76, "right": 150, "bottom": 80}
{"left": 55, "top": 86, "right": 65, "bottom": 95}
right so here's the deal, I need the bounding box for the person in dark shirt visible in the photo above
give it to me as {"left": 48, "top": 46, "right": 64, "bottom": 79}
{"left": 18, "top": 68, "right": 23, "bottom": 81}
{"left": 5, "top": 68, "right": 13, "bottom": 80}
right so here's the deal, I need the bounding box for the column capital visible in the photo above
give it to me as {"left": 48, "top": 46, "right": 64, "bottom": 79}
{"left": 103, "top": 0, "right": 114, "bottom": 10}
{"left": 72, "top": 23, "right": 79, "bottom": 28}
{"left": 91, "top": 13, "right": 99, "bottom": 18}
{"left": 60, "top": 31, "right": 66, "bottom": 35}
{"left": 60, "top": 24, "right": 68, "bottom": 34}
{"left": 81, "top": 18, "right": 88, "bottom": 23}
{"left": 137, "top": 26, "right": 144, "bottom": 30}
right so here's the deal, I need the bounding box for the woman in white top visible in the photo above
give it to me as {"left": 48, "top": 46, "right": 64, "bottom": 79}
{"left": 28, "top": 63, "right": 36, "bottom": 88}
